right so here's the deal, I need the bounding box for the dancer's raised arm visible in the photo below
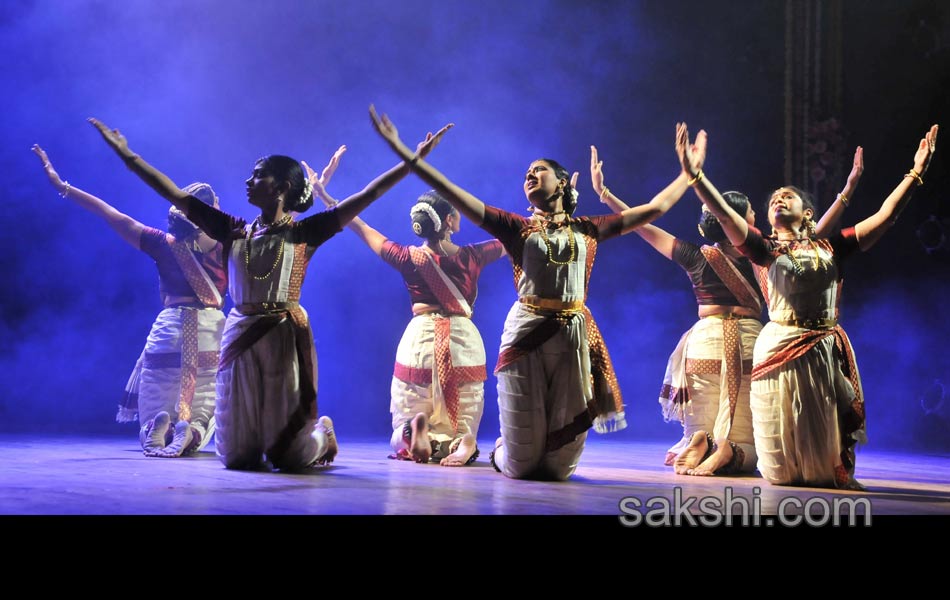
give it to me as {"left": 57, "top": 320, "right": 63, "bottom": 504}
{"left": 814, "top": 146, "right": 864, "bottom": 237}
{"left": 853, "top": 125, "right": 937, "bottom": 251}
{"left": 320, "top": 123, "right": 453, "bottom": 228}
{"left": 371, "top": 106, "right": 487, "bottom": 225}
{"left": 679, "top": 125, "right": 749, "bottom": 246}
{"left": 88, "top": 118, "right": 194, "bottom": 213}
{"left": 32, "top": 144, "right": 144, "bottom": 248}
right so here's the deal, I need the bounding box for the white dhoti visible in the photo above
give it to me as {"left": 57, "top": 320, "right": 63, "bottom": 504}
{"left": 493, "top": 304, "right": 591, "bottom": 481}
{"left": 662, "top": 316, "right": 761, "bottom": 472}
{"left": 752, "top": 322, "right": 864, "bottom": 487}
{"left": 134, "top": 306, "right": 224, "bottom": 450}
{"left": 390, "top": 313, "right": 487, "bottom": 458}
{"left": 214, "top": 307, "right": 328, "bottom": 471}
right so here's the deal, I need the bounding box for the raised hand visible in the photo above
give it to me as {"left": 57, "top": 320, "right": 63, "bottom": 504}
{"left": 675, "top": 122, "right": 690, "bottom": 173}
{"left": 88, "top": 117, "right": 132, "bottom": 158}
{"left": 851, "top": 123, "right": 939, "bottom": 252}
{"left": 31, "top": 144, "right": 67, "bottom": 191}
{"left": 914, "top": 124, "right": 939, "bottom": 176}
{"left": 590, "top": 145, "right": 605, "bottom": 197}
{"left": 692, "top": 129, "right": 708, "bottom": 172}
{"left": 676, "top": 122, "right": 707, "bottom": 177}
{"left": 318, "top": 145, "right": 347, "bottom": 188}
{"left": 302, "top": 145, "right": 348, "bottom": 208}
{"left": 847, "top": 146, "right": 864, "bottom": 187}
{"left": 370, "top": 105, "right": 410, "bottom": 156}
{"left": 301, "top": 159, "right": 336, "bottom": 208}
{"left": 415, "top": 123, "right": 454, "bottom": 160}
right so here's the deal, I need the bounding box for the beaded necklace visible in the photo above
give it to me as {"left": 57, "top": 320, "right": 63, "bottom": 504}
{"left": 535, "top": 214, "right": 576, "bottom": 266}
{"left": 244, "top": 214, "right": 293, "bottom": 280}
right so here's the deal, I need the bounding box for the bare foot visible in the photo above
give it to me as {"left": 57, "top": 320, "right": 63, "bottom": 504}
{"left": 313, "top": 416, "right": 338, "bottom": 465}
{"left": 688, "top": 438, "right": 733, "bottom": 476}
{"left": 154, "top": 421, "right": 194, "bottom": 457}
{"left": 440, "top": 434, "right": 478, "bottom": 467}
{"left": 664, "top": 452, "right": 677, "bottom": 466}
{"left": 673, "top": 431, "right": 709, "bottom": 475}
{"left": 142, "top": 411, "right": 171, "bottom": 457}
{"left": 409, "top": 413, "right": 431, "bottom": 464}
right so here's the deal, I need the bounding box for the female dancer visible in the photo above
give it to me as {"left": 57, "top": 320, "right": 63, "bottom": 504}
{"left": 371, "top": 108, "right": 697, "bottom": 480}
{"left": 592, "top": 144, "right": 863, "bottom": 476}
{"left": 310, "top": 172, "right": 505, "bottom": 466}
{"left": 32, "top": 144, "right": 225, "bottom": 457}
{"left": 680, "top": 123, "right": 936, "bottom": 488}
{"left": 89, "top": 117, "right": 450, "bottom": 471}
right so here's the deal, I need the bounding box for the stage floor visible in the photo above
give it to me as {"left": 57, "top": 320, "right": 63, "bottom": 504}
{"left": 2, "top": 434, "right": 948, "bottom": 519}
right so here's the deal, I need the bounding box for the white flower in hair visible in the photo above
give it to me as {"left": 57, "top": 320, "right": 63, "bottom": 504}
{"left": 570, "top": 188, "right": 579, "bottom": 202}
{"left": 301, "top": 179, "right": 313, "bottom": 203}
{"left": 409, "top": 202, "right": 441, "bottom": 233}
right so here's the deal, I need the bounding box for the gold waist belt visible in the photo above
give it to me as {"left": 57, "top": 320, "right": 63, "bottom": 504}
{"left": 775, "top": 316, "right": 837, "bottom": 330}
{"left": 519, "top": 295, "right": 584, "bottom": 313}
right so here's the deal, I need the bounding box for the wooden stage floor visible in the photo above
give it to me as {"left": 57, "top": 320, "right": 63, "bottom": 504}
{"left": 1, "top": 434, "right": 947, "bottom": 520}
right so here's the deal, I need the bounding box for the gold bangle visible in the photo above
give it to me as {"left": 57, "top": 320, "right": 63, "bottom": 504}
{"left": 837, "top": 193, "right": 849, "bottom": 207}
{"left": 687, "top": 170, "right": 704, "bottom": 186}
{"left": 59, "top": 181, "right": 71, "bottom": 198}
{"left": 599, "top": 187, "right": 610, "bottom": 202}
{"left": 905, "top": 168, "right": 924, "bottom": 186}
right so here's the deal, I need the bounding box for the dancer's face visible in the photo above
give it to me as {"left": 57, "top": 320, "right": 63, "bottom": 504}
{"left": 245, "top": 161, "right": 284, "bottom": 210}
{"left": 523, "top": 160, "right": 564, "bottom": 205}
{"left": 768, "top": 187, "right": 812, "bottom": 227}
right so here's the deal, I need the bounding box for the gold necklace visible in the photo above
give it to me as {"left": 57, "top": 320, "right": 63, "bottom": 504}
{"left": 537, "top": 217, "right": 576, "bottom": 265}
{"left": 779, "top": 238, "right": 827, "bottom": 276}
{"left": 244, "top": 215, "right": 293, "bottom": 281}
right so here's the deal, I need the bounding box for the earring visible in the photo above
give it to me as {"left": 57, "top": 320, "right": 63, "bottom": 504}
{"left": 803, "top": 216, "right": 816, "bottom": 239}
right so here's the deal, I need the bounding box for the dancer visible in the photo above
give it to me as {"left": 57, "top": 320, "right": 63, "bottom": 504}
{"left": 32, "top": 144, "right": 225, "bottom": 457}
{"left": 371, "top": 108, "right": 696, "bottom": 480}
{"left": 310, "top": 172, "right": 505, "bottom": 466}
{"left": 592, "top": 144, "right": 862, "bottom": 476}
{"left": 90, "top": 117, "right": 450, "bottom": 471}
{"left": 681, "top": 123, "right": 936, "bottom": 488}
